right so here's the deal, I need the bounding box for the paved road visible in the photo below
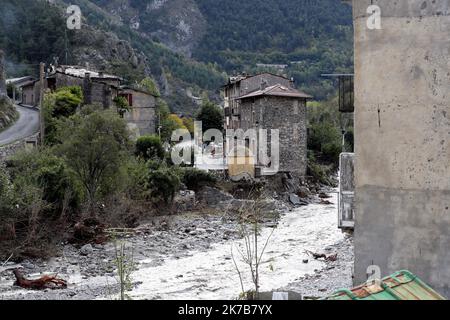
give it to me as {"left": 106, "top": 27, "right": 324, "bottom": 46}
{"left": 0, "top": 105, "right": 39, "bottom": 146}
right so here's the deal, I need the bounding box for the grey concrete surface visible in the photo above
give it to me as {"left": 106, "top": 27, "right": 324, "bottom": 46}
{"left": 352, "top": 0, "right": 450, "bottom": 298}
{"left": 0, "top": 105, "right": 39, "bottom": 146}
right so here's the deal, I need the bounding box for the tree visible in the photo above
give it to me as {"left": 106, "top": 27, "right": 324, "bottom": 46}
{"left": 196, "top": 100, "right": 223, "bottom": 133}
{"left": 135, "top": 135, "right": 165, "bottom": 160}
{"left": 56, "top": 110, "right": 131, "bottom": 211}
{"left": 140, "top": 77, "right": 160, "bottom": 97}
{"left": 113, "top": 96, "right": 130, "bottom": 118}
{"left": 43, "top": 86, "right": 84, "bottom": 145}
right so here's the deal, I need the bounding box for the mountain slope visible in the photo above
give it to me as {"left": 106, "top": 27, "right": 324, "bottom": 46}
{"left": 88, "top": 0, "right": 354, "bottom": 99}
{"left": 0, "top": 0, "right": 353, "bottom": 114}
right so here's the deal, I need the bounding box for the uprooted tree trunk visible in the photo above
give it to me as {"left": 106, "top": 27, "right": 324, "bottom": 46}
{"left": 12, "top": 269, "right": 67, "bottom": 290}
{"left": 305, "top": 250, "right": 338, "bottom": 262}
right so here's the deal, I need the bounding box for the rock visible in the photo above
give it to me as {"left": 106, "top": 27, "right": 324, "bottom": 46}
{"left": 298, "top": 186, "right": 311, "bottom": 198}
{"left": 22, "top": 262, "right": 35, "bottom": 269}
{"left": 195, "top": 228, "right": 207, "bottom": 234}
{"left": 174, "top": 190, "right": 196, "bottom": 212}
{"left": 80, "top": 244, "right": 93, "bottom": 256}
{"left": 303, "top": 259, "right": 309, "bottom": 264}
{"left": 289, "top": 194, "right": 307, "bottom": 206}
{"left": 197, "top": 187, "right": 233, "bottom": 206}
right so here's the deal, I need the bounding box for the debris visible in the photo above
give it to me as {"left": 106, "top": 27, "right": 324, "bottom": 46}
{"left": 305, "top": 250, "right": 338, "bottom": 262}
{"left": 320, "top": 199, "right": 333, "bottom": 205}
{"left": 12, "top": 269, "right": 67, "bottom": 290}
{"left": 319, "top": 193, "right": 331, "bottom": 199}
{"left": 302, "top": 259, "right": 309, "bottom": 264}
{"left": 70, "top": 218, "right": 106, "bottom": 244}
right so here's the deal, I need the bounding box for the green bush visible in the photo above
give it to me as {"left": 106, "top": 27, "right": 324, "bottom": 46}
{"left": 146, "top": 167, "right": 181, "bottom": 203}
{"left": 307, "top": 152, "right": 334, "bottom": 186}
{"left": 43, "top": 86, "right": 84, "bottom": 145}
{"left": 0, "top": 166, "right": 15, "bottom": 219}
{"left": 136, "top": 135, "right": 165, "bottom": 161}
{"left": 8, "top": 149, "right": 82, "bottom": 214}
{"left": 308, "top": 122, "right": 342, "bottom": 165}
{"left": 181, "top": 168, "right": 217, "bottom": 191}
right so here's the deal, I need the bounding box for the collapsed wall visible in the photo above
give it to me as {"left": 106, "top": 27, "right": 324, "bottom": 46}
{"left": 352, "top": 0, "right": 450, "bottom": 297}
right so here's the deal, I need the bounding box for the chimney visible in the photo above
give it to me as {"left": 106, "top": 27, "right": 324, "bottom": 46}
{"left": 260, "top": 78, "right": 268, "bottom": 91}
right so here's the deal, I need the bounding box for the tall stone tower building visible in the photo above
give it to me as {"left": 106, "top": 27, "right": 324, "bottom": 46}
{"left": 350, "top": 0, "right": 450, "bottom": 297}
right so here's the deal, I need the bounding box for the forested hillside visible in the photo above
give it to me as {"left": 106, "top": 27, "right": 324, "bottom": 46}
{"left": 89, "top": 0, "right": 354, "bottom": 99}
{"left": 194, "top": 0, "right": 354, "bottom": 99}
{"left": 0, "top": 0, "right": 353, "bottom": 112}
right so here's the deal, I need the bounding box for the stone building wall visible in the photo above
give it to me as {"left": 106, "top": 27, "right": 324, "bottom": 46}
{"left": 238, "top": 96, "right": 307, "bottom": 177}
{"left": 123, "top": 90, "right": 156, "bottom": 137}
{"left": 351, "top": 0, "right": 450, "bottom": 297}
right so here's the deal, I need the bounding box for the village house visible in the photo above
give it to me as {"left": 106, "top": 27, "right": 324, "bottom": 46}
{"left": 21, "top": 65, "right": 157, "bottom": 137}
{"left": 222, "top": 73, "right": 312, "bottom": 178}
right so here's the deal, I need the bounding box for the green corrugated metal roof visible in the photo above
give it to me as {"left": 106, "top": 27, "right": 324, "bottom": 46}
{"left": 326, "top": 270, "right": 446, "bottom": 300}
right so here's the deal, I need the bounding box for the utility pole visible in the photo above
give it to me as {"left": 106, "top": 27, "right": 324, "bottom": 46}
{"left": 39, "top": 62, "right": 45, "bottom": 145}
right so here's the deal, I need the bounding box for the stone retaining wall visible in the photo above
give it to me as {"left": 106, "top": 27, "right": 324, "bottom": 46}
{"left": 0, "top": 133, "right": 39, "bottom": 161}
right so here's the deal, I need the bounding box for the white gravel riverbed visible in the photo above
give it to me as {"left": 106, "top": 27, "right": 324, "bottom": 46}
{"left": 0, "top": 191, "right": 353, "bottom": 300}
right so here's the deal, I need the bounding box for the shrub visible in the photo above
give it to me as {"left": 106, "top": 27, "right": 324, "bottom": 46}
{"left": 43, "top": 86, "right": 84, "bottom": 145}
{"left": 307, "top": 152, "right": 335, "bottom": 186}
{"left": 146, "top": 167, "right": 180, "bottom": 203}
{"left": 0, "top": 166, "right": 15, "bottom": 219}
{"left": 308, "top": 122, "right": 342, "bottom": 165}
{"left": 113, "top": 96, "right": 130, "bottom": 117}
{"left": 181, "top": 168, "right": 217, "bottom": 191}
{"left": 135, "top": 135, "right": 165, "bottom": 160}
{"left": 8, "top": 149, "right": 82, "bottom": 215}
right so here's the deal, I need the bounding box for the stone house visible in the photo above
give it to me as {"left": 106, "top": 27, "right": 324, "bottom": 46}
{"left": 119, "top": 86, "right": 157, "bottom": 137}
{"left": 21, "top": 65, "right": 157, "bottom": 137}
{"left": 222, "top": 73, "right": 312, "bottom": 178}
{"left": 223, "top": 73, "right": 295, "bottom": 130}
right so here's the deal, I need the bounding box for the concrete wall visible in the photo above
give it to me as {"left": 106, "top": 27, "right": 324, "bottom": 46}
{"left": 352, "top": 0, "right": 450, "bottom": 297}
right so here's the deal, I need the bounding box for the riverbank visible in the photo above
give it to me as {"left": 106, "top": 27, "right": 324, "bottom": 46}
{"left": 0, "top": 190, "right": 354, "bottom": 300}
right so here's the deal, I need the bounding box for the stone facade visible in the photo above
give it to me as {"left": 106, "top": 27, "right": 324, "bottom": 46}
{"left": 121, "top": 88, "right": 157, "bottom": 137}
{"left": 351, "top": 0, "right": 450, "bottom": 297}
{"left": 223, "top": 73, "right": 294, "bottom": 130}
{"left": 237, "top": 95, "right": 308, "bottom": 177}
{"left": 20, "top": 66, "right": 157, "bottom": 137}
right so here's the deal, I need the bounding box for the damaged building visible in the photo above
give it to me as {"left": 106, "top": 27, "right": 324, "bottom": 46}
{"left": 21, "top": 65, "right": 157, "bottom": 137}
{"left": 222, "top": 73, "right": 312, "bottom": 178}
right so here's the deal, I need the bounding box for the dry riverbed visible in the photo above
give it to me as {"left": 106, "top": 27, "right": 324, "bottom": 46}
{"left": 0, "top": 190, "right": 353, "bottom": 300}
